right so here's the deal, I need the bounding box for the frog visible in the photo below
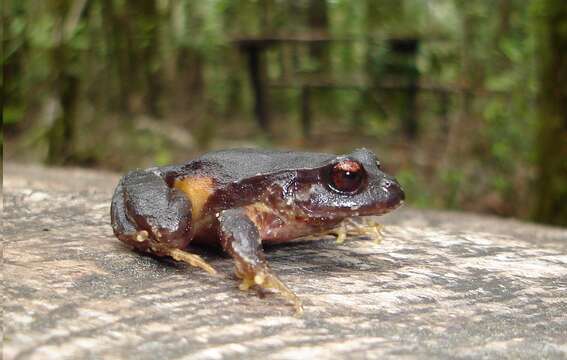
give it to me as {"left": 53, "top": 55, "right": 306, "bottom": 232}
{"left": 110, "top": 148, "right": 404, "bottom": 314}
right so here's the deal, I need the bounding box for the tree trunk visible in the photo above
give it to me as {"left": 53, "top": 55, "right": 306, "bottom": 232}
{"left": 533, "top": 0, "right": 567, "bottom": 226}
{"left": 245, "top": 44, "right": 270, "bottom": 133}
{"left": 46, "top": 0, "right": 86, "bottom": 165}
{"left": 175, "top": 46, "right": 204, "bottom": 116}
{"left": 136, "top": 0, "right": 162, "bottom": 117}
{"left": 101, "top": 0, "right": 132, "bottom": 113}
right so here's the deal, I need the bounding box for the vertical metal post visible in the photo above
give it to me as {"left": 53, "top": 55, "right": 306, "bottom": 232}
{"left": 301, "top": 86, "right": 312, "bottom": 138}
{"left": 244, "top": 44, "right": 270, "bottom": 133}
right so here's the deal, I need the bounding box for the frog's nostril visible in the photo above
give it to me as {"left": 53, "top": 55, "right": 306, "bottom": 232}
{"left": 381, "top": 178, "right": 405, "bottom": 203}
{"left": 381, "top": 178, "right": 395, "bottom": 190}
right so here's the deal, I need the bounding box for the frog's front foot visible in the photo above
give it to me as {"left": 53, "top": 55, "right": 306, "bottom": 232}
{"left": 331, "top": 223, "right": 348, "bottom": 244}
{"left": 218, "top": 207, "right": 303, "bottom": 315}
{"left": 236, "top": 266, "right": 303, "bottom": 315}
{"left": 354, "top": 218, "right": 385, "bottom": 244}
{"left": 330, "top": 218, "right": 385, "bottom": 244}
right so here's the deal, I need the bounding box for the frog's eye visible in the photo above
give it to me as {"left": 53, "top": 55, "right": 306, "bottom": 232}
{"left": 329, "top": 160, "right": 366, "bottom": 193}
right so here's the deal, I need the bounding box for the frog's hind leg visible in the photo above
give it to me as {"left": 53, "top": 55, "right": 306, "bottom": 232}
{"left": 110, "top": 170, "right": 217, "bottom": 275}
{"left": 217, "top": 208, "right": 303, "bottom": 315}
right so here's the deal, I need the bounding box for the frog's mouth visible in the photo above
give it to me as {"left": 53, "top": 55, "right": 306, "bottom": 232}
{"left": 308, "top": 186, "right": 404, "bottom": 221}
{"left": 384, "top": 180, "right": 405, "bottom": 210}
{"left": 355, "top": 177, "right": 405, "bottom": 216}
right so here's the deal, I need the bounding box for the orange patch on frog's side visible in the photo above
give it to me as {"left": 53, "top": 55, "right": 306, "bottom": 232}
{"left": 174, "top": 177, "right": 215, "bottom": 220}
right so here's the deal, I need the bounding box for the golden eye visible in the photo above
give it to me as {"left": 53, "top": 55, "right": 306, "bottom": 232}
{"left": 329, "top": 160, "right": 365, "bottom": 193}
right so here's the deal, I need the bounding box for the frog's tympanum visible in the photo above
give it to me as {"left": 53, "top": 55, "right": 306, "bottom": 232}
{"left": 111, "top": 148, "right": 404, "bottom": 313}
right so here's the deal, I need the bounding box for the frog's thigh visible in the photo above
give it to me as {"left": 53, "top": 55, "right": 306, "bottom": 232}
{"left": 111, "top": 178, "right": 140, "bottom": 246}
{"left": 121, "top": 170, "right": 192, "bottom": 249}
{"left": 217, "top": 208, "right": 303, "bottom": 314}
{"left": 111, "top": 171, "right": 191, "bottom": 250}
{"left": 111, "top": 170, "right": 217, "bottom": 274}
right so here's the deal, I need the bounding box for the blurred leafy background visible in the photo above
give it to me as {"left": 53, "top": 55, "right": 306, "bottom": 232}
{"left": 3, "top": 0, "right": 567, "bottom": 226}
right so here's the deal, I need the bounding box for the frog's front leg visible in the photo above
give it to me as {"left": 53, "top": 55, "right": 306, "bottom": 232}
{"left": 329, "top": 218, "right": 385, "bottom": 245}
{"left": 356, "top": 218, "right": 385, "bottom": 244}
{"left": 111, "top": 169, "right": 216, "bottom": 274}
{"left": 217, "top": 208, "right": 303, "bottom": 314}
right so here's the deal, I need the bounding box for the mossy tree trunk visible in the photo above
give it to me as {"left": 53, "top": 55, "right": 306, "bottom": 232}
{"left": 533, "top": 0, "right": 567, "bottom": 226}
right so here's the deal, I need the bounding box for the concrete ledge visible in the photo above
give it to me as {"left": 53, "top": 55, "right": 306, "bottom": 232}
{"left": 3, "top": 163, "right": 567, "bottom": 359}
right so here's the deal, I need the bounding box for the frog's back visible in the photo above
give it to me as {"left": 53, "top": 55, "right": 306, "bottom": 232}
{"left": 186, "top": 148, "right": 335, "bottom": 184}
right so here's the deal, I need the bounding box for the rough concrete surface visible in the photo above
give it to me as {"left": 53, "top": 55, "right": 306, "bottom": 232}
{"left": 3, "top": 163, "right": 567, "bottom": 359}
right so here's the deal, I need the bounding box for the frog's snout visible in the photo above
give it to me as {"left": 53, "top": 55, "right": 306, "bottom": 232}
{"left": 380, "top": 177, "right": 405, "bottom": 208}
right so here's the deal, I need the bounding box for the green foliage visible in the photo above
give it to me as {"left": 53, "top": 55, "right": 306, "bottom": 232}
{"left": 4, "top": 0, "right": 563, "bottom": 224}
{"left": 4, "top": 107, "right": 23, "bottom": 125}
{"left": 439, "top": 169, "right": 465, "bottom": 209}
{"left": 395, "top": 169, "right": 433, "bottom": 209}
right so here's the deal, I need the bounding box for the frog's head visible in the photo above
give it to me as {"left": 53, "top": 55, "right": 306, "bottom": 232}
{"left": 291, "top": 148, "right": 404, "bottom": 220}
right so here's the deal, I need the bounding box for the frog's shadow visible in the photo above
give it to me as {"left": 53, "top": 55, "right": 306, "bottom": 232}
{"left": 264, "top": 238, "right": 406, "bottom": 274}
{"left": 123, "top": 237, "right": 406, "bottom": 275}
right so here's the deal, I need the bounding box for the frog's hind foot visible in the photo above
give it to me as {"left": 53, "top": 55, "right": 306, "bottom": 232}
{"left": 169, "top": 248, "right": 217, "bottom": 275}
{"left": 152, "top": 242, "right": 218, "bottom": 275}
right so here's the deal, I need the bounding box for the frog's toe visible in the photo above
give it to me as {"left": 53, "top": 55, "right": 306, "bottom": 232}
{"left": 363, "top": 220, "right": 385, "bottom": 244}
{"left": 169, "top": 247, "right": 218, "bottom": 275}
{"left": 370, "top": 225, "right": 385, "bottom": 244}
{"left": 257, "top": 270, "right": 304, "bottom": 315}
{"left": 343, "top": 218, "right": 385, "bottom": 244}
{"left": 236, "top": 266, "right": 303, "bottom": 315}
{"left": 149, "top": 243, "right": 218, "bottom": 275}
{"left": 315, "top": 224, "right": 347, "bottom": 244}
{"left": 333, "top": 225, "right": 348, "bottom": 244}
{"left": 238, "top": 275, "right": 256, "bottom": 291}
